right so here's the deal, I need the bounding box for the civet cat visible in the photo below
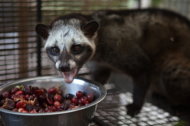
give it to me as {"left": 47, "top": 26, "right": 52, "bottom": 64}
{"left": 36, "top": 8, "right": 190, "bottom": 116}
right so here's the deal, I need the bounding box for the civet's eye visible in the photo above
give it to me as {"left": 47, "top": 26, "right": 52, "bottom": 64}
{"left": 71, "top": 44, "right": 84, "bottom": 55}
{"left": 48, "top": 46, "right": 60, "bottom": 56}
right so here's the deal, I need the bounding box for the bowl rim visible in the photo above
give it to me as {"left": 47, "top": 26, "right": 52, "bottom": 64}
{"left": 0, "top": 76, "right": 107, "bottom": 116}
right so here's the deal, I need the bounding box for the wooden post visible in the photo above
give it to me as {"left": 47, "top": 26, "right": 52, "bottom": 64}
{"left": 18, "top": 1, "right": 29, "bottom": 78}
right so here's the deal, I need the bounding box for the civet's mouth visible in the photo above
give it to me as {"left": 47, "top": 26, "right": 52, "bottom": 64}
{"left": 60, "top": 68, "right": 78, "bottom": 83}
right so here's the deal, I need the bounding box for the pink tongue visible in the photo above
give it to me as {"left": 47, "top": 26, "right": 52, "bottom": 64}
{"left": 61, "top": 69, "right": 77, "bottom": 83}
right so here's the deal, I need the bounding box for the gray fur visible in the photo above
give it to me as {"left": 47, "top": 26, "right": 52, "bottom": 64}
{"left": 36, "top": 8, "right": 190, "bottom": 116}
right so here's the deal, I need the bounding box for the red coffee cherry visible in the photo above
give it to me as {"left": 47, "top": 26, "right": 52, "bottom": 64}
{"left": 54, "top": 101, "right": 61, "bottom": 108}
{"left": 71, "top": 97, "right": 78, "bottom": 105}
{"left": 15, "top": 90, "right": 24, "bottom": 95}
{"left": 87, "top": 93, "right": 94, "bottom": 102}
{"left": 18, "top": 108, "right": 28, "bottom": 113}
{"left": 80, "top": 96, "right": 88, "bottom": 105}
{"left": 54, "top": 94, "right": 62, "bottom": 101}
{"left": 2, "top": 91, "right": 10, "bottom": 98}
{"left": 30, "top": 109, "right": 37, "bottom": 113}
{"left": 76, "top": 91, "right": 84, "bottom": 99}
{"left": 47, "top": 87, "right": 57, "bottom": 94}
{"left": 0, "top": 85, "right": 96, "bottom": 113}
{"left": 16, "top": 101, "right": 26, "bottom": 108}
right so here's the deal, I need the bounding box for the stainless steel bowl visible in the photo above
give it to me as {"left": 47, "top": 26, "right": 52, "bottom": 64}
{"left": 0, "top": 76, "right": 107, "bottom": 126}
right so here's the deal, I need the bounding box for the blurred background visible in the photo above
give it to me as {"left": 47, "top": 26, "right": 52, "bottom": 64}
{"left": 1, "top": 0, "right": 190, "bottom": 84}
{"left": 1, "top": 0, "right": 190, "bottom": 125}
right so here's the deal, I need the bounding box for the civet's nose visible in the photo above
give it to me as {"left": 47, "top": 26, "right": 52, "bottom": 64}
{"left": 59, "top": 63, "right": 70, "bottom": 72}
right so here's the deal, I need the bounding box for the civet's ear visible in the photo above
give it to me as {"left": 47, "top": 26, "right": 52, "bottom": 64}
{"left": 82, "top": 21, "right": 99, "bottom": 37}
{"left": 35, "top": 24, "right": 50, "bottom": 39}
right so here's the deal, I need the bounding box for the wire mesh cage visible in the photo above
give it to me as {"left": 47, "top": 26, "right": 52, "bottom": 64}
{"left": 0, "top": 0, "right": 190, "bottom": 125}
{"left": 0, "top": 0, "right": 131, "bottom": 84}
{"left": 1, "top": 0, "right": 190, "bottom": 83}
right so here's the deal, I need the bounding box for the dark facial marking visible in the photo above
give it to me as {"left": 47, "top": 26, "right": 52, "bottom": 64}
{"left": 74, "top": 45, "right": 93, "bottom": 67}
{"left": 58, "top": 49, "right": 72, "bottom": 72}
{"left": 46, "top": 46, "right": 60, "bottom": 56}
{"left": 71, "top": 44, "right": 85, "bottom": 55}
{"left": 64, "top": 30, "right": 69, "bottom": 37}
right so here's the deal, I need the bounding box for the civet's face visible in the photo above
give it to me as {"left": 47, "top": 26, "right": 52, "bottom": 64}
{"left": 36, "top": 15, "right": 99, "bottom": 83}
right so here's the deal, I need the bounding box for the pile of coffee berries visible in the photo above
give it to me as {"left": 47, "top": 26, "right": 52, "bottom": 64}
{"left": 0, "top": 85, "right": 95, "bottom": 113}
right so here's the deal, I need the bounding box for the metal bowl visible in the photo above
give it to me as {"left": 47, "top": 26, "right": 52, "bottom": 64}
{"left": 0, "top": 76, "right": 107, "bottom": 126}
